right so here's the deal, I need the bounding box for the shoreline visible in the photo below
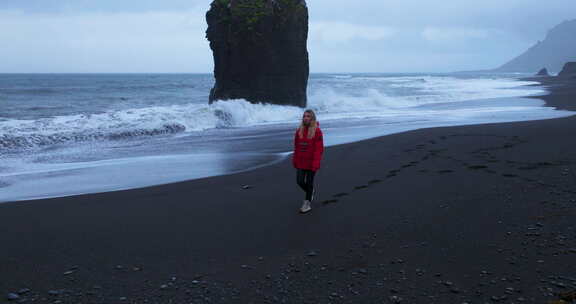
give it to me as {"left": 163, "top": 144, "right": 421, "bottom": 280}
{"left": 0, "top": 77, "right": 564, "bottom": 204}
{"left": 1, "top": 77, "right": 576, "bottom": 303}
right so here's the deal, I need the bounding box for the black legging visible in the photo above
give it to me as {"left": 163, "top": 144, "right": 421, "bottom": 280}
{"left": 296, "top": 169, "right": 316, "bottom": 201}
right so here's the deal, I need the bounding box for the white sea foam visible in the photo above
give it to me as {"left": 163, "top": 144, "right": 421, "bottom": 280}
{"left": 3, "top": 73, "right": 574, "bottom": 203}
{"left": 0, "top": 76, "right": 544, "bottom": 150}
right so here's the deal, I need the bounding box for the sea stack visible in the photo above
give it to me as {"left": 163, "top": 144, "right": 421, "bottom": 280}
{"left": 205, "top": 0, "right": 309, "bottom": 107}
{"left": 535, "top": 68, "right": 550, "bottom": 76}
{"left": 558, "top": 62, "right": 576, "bottom": 77}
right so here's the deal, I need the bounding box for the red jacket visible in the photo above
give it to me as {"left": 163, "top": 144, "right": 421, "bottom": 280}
{"left": 292, "top": 122, "right": 324, "bottom": 171}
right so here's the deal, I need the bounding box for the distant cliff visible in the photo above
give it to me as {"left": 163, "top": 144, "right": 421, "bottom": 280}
{"left": 205, "top": 0, "right": 309, "bottom": 107}
{"left": 558, "top": 62, "right": 576, "bottom": 77}
{"left": 494, "top": 19, "right": 576, "bottom": 74}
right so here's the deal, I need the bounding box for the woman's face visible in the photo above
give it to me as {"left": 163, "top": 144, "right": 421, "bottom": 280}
{"left": 302, "top": 112, "right": 313, "bottom": 125}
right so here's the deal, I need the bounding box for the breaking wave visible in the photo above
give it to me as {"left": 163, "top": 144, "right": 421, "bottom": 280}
{"left": 0, "top": 76, "right": 543, "bottom": 150}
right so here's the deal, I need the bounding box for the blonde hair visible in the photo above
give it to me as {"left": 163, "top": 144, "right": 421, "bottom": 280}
{"left": 298, "top": 109, "right": 317, "bottom": 139}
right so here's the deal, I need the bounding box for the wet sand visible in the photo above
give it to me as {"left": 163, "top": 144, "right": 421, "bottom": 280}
{"left": 1, "top": 77, "right": 576, "bottom": 303}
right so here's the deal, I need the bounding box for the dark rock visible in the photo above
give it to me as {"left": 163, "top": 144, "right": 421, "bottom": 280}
{"left": 6, "top": 293, "right": 20, "bottom": 301}
{"left": 552, "top": 281, "right": 568, "bottom": 288}
{"left": 558, "top": 62, "right": 576, "bottom": 77}
{"left": 306, "top": 250, "right": 317, "bottom": 257}
{"left": 206, "top": 0, "right": 309, "bottom": 107}
{"left": 536, "top": 68, "right": 550, "bottom": 76}
{"left": 47, "top": 290, "right": 60, "bottom": 296}
{"left": 490, "top": 295, "right": 507, "bottom": 302}
{"left": 16, "top": 289, "right": 30, "bottom": 295}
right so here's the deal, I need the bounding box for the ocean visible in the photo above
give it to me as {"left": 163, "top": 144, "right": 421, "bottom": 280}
{"left": 0, "top": 73, "right": 572, "bottom": 202}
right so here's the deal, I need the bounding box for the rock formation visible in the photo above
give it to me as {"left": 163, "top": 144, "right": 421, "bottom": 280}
{"left": 558, "top": 62, "right": 576, "bottom": 77}
{"left": 205, "top": 0, "right": 309, "bottom": 107}
{"left": 493, "top": 19, "right": 576, "bottom": 74}
{"left": 535, "top": 68, "right": 550, "bottom": 76}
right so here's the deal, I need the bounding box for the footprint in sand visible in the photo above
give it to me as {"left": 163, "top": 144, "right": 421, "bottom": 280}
{"left": 322, "top": 199, "right": 338, "bottom": 205}
{"left": 437, "top": 170, "right": 454, "bottom": 174}
{"left": 468, "top": 165, "right": 488, "bottom": 170}
{"left": 333, "top": 192, "right": 349, "bottom": 198}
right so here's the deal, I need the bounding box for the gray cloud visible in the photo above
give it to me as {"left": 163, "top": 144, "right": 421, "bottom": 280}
{"left": 1, "top": 0, "right": 574, "bottom": 73}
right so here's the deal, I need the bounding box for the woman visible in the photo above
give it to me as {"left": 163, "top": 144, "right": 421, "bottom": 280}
{"left": 292, "top": 109, "right": 324, "bottom": 213}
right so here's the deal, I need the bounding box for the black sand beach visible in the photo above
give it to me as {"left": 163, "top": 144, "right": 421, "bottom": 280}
{"left": 1, "top": 78, "right": 576, "bottom": 303}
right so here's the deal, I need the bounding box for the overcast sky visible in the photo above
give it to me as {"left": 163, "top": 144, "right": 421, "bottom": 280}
{"left": 1, "top": 0, "right": 575, "bottom": 73}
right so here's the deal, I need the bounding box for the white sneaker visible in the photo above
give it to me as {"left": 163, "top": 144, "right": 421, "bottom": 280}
{"left": 300, "top": 200, "right": 311, "bottom": 213}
